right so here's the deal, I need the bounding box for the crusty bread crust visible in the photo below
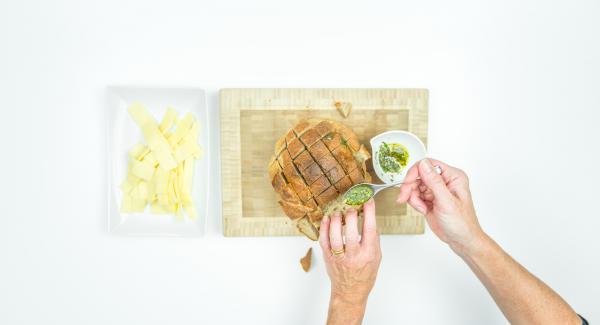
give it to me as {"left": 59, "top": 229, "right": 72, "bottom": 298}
{"left": 268, "top": 119, "right": 371, "bottom": 240}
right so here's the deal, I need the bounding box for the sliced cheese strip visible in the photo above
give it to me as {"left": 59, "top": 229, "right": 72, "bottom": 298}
{"left": 128, "top": 103, "right": 177, "bottom": 171}
{"left": 146, "top": 174, "right": 156, "bottom": 202}
{"left": 143, "top": 125, "right": 177, "bottom": 171}
{"left": 168, "top": 113, "right": 194, "bottom": 147}
{"left": 120, "top": 181, "right": 134, "bottom": 195}
{"left": 127, "top": 102, "right": 155, "bottom": 125}
{"left": 157, "top": 193, "right": 169, "bottom": 207}
{"left": 159, "top": 107, "right": 178, "bottom": 133}
{"left": 132, "top": 196, "right": 146, "bottom": 212}
{"left": 142, "top": 151, "right": 158, "bottom": 167}
{"left": 181, "top": 157, "right": 197, "bottom": 219}
{"left": 180, "top": 121, "right": 199, "bottom": 145}
{"left": 182, "top": 158, "right": 194, "bottom": 195}
{"left": 135, "top": 181, "right": 148, "bottom": 201}
{"left": 167, "top": 171, "right": 178, "bottom": 204}
{"left": 151, "top": 201, "right": 169, "bottom": 214}
{"left": 154, "top": 169, "right": 169, "bottom": 195}
{"left": 120, "top": 194, "right": 133, "bottom": 213}
{"left": 188, "top": 121, "right": 200, "bottom": 138}
{"left": 138, "top": 148, "right": 151, "bottom": 161}
{"left": 173, "top": 140, "right": 201, "bottom": 163}
{"left": 176, "top": 162, "right": 184, "bottom": 199}
{"left": 120, "top": 173, "right": 140, "bottom": 194}
{"left": 183, "top": 122, "right": 202, "bottom": 159}
{"left": 129, "top": 144, "right": 151, "bottom": 162}
{"left": 131, "top": 159, "right": 155, "bottom": 181}
{"left": 128, "top": 143, "right": 146, "bottom": 160}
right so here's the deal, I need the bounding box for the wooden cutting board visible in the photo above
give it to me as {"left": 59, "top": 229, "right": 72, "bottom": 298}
{"left": 220, "top": 88, "right": 429, "bottom": 237}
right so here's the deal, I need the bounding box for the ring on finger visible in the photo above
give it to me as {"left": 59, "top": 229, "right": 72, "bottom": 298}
{"left": 330, "top": 246, "right": 345, "bottom": 256}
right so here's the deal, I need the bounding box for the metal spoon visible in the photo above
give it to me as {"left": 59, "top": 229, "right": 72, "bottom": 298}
{"left": 343, "top": 165, "right": 443, "bottom": 205}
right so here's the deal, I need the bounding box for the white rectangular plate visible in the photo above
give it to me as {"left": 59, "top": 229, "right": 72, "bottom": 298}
{"left": 107, "top": 87, "right": 209, "bottom": 236}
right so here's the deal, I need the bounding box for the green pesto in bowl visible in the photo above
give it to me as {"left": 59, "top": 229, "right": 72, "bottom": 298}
{"left": 377, "top": 142, "right": 409, "bottom": 174}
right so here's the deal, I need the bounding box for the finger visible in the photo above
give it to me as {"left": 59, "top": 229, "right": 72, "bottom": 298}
{"left": 426, "top": 158, "right": 472, "bottom": 199}
{"left": 418, "top": 159, "right": 453, "bottom": 206}
{"left": 329, "top": 212, "right": 344, "bottom": 257}
{"left": 319, "top": 214, "right": 331, "bottom": 253}
{"left": 344, "top": 208, "right": 360, "bottom": 254}
{"left": 361, "top": 199, "right": 379, "bottom": 246}
{"left": 396, "top": 164, "right": 420, "bottom": 203}
{"left": 403, "top": 162, "right": 421, "bottom": 183}
{"left": 419, "top": 184, "right": 428, "bottom": 192}
{"left": 409, "top": 189, "right": 428, "bottom": 214}
{"left": 422, "top": 187, "right": 433, "bottom": 195}
{"left": 425, "top": 158, "right": 468, "bottom": 185}
{"left": 422, "top": 158, "right": 453, "bottom": 182}
{"left": 421, "top": 190, "right": 434, "bottom": 201}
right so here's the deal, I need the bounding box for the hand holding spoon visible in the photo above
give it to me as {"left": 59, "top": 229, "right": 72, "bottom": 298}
{"left": 342, "top": 165, "right": 442, "bottom": 206}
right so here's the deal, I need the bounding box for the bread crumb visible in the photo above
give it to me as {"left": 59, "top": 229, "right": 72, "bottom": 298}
{"left": 334, "top": 101, "right": 352, "bottom": 118}
{"left": 300, "top": 247, "right": 312, "bottom": 272}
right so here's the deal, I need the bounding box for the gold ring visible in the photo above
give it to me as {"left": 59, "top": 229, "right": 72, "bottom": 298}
{"left": 331, "top": 247, "right": 345, "bottom": 256}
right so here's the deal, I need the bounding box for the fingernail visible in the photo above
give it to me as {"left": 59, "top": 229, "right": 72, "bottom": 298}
{"left": 420, "top": 158, "right": 433, "bottom": 174}
{"left": 416, "top": 205, "right": 426, "bottom": 214}
{"left": 323, "top": 215, "right": 329, "bottom": 222}
{"left": 346, "top": 208, "right": 355, "bottom": 214}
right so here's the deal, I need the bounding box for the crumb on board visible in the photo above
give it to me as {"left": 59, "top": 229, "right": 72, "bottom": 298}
{"left": 334, "top": 101, "right": 352, "bottom": 118}
{"left": 300, "top": 247, "right": 312, "bottom": 272}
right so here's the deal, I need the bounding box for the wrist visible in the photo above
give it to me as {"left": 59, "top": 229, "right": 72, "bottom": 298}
{"left": 330, "top": 289, "right": 368, "bottom": 307}
{"left": 328, "top": 291, "right": 367, "bottom": 325}
{"left": 449, "top": 229, "right": 491, "bottom": 258}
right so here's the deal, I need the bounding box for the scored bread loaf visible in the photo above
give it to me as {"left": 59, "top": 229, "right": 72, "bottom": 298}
{"left": 268, "top": 119, "right": 371, "bottom": 240}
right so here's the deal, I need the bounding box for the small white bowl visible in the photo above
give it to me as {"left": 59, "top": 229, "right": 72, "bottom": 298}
{"left": 370, "top": 130, "right": 427, "bottom": 184}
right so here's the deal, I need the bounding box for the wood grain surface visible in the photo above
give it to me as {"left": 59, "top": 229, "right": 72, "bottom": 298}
{"left": 220, "top": 88, "right": 429, "bottom": 237}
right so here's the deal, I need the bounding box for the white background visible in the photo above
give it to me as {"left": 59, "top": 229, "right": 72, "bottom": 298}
{"left": 1, "top": 0, "right": 599, "bottom": 324}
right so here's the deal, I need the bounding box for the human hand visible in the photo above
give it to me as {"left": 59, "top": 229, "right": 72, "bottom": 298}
{"left": 396, "top": 159, "right": 582, "bottom": 325}
{"left": 319, "top": 199, "right": 381, "bottom": 324}
{"left": 397, "top": 158, "right": 484, "bottom": 255}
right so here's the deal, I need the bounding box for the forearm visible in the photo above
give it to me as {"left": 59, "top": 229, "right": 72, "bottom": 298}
{"left": 327, "top": 292, "right": 367, "bottom": 325}
{"left": 456, "top": 233, "right": 580, "bottom": 325}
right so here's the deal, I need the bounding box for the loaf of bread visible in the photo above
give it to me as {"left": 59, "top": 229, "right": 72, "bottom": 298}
{"left": 268, "top": 119, "right": 371, "bottom": 240}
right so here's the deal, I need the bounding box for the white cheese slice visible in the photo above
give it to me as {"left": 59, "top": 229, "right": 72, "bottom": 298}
{"left": 128, "top": 103, "right": 177, "bottom": 171}
{"left": 120, "top": 104, "right": 201, "bottom": 220}
{"left": 168, "top": 113, "right": 194, "bottom": 147}
{"left": 159, "top": 107, "right": 178, "bottom": 133}
{"left": 130, "top": 159, "right": 155, "bottom": 181}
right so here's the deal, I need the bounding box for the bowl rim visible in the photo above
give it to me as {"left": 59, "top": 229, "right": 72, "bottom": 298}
{"left": 369, "top": 130, "right": 426, "bottom": 149}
